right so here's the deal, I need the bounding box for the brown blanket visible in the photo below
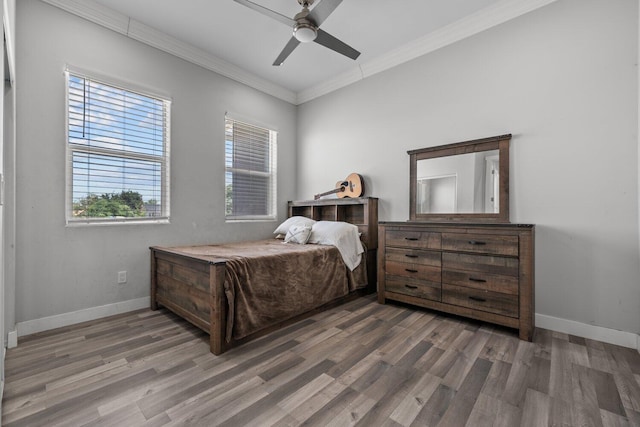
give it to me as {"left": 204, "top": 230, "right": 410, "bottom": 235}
{"left": 173, "top": 240, "right": 367, "bottom": 342}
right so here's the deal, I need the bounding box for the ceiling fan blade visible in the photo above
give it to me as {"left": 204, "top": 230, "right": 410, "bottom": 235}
{"left": 314, "top": 29, "right": 360, "bottom": 60}
{"left": 233, "top": 0, "right": 295, "bottom": 27}
{"left": 273, "top": 37, "right": 301, "bottom": 66}
{"left": 307, "top": 0, "right": 342, "bottom": 26}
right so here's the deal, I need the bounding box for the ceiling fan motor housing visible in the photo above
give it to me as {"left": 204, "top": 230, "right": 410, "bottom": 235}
{"left": 293, "top": 20, "right": 317, "bottom": 42}
{"left": 293, "top": 7, "right": 317, "bottom": 43}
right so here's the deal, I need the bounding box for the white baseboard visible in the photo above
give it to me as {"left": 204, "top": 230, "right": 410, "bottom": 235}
{"left": 536, "top": 313, "right": 640, "bottom": 351}
{"left": 1, "top": 347, "right": 5, "bottom": 402}
{"left": 16, "top": 297, "right": 150, "bottom": 338}
{"left": 12, "top": 299, "right": 640, "bottom": 353}
{"left": 6, "top": 330, "right": 17, "bottom": 349}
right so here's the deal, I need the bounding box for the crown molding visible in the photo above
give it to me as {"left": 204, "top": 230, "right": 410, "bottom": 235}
{"left": 40, "top": 0, "right": 130, "bottom": 35}
{"left": 126, "top": 20, "right": 297, "bottom": 103}
{"left": 297, "top": 0, "right": 559, "bottom": 104}
{"left": 40, "top": 0, "right": 297, "bottom": 104}
{"left": 42, "top": 0, "right": 558, "bottom": 106}
{"left": 296, "top": 67, "right": 364, "bottom": 105}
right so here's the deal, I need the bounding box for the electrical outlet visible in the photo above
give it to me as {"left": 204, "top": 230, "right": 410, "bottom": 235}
{"left": 117, "top": 271, "right": 127, "bottom": 284}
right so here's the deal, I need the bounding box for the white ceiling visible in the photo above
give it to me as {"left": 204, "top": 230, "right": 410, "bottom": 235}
{"left": 46, "top": 0, "right": 558, "bottom": 103}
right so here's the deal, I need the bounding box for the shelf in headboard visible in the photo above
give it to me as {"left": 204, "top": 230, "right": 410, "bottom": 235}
{"left": 287, "top": 197, "right": 378, "bottom": 251}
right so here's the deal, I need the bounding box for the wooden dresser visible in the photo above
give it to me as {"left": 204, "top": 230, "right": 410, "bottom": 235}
{"left": 378, "top": 222, "right": 535, "bottom": 340}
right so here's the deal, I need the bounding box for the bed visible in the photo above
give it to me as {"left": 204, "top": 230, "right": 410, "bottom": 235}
{"left": 150, "top": 197, "right": 378, "bottom": 355}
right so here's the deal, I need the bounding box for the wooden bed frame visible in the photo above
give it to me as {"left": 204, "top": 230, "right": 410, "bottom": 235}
{"left": 150, "top": 197, "right": 378, "bottom": 355}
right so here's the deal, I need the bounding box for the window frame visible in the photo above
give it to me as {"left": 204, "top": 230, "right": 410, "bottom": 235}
{"left": 224, "top": 115, "right": 278, "bottom": 222}
{"left": 64, "top": 66, "right": 171, "bottom": 226}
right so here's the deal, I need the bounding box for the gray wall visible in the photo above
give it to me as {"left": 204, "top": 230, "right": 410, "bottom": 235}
{"left": 15, "top": 0, "right": 297, "bottom": 323}
{"left": 298, "top": 0, "right": 640, "bottom": 335}
{"left": 13, "top": 0, "right": 640, "bottom": 339}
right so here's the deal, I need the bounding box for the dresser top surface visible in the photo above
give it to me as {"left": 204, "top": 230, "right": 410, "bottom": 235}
{"left": 380, "top": 221, "right": 534, "bottom": 229}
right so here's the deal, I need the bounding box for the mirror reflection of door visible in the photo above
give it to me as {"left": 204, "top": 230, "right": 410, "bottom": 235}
{"left": 417, "top": 174, "right": 457, "bottom": 213}
{"left": 484, "top": 155, "right": 499, "bottom": 213}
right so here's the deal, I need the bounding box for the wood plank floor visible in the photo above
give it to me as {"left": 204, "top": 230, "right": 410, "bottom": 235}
{"left": 3, "top": 296, "right": 640, "bottom": 426}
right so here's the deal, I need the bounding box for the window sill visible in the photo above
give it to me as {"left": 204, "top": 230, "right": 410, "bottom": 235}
{"left": 225, "top": 217, "right": 276, "bottom": 223}
{"left": 66, "top": 217, "right": 170, "bottom": 227}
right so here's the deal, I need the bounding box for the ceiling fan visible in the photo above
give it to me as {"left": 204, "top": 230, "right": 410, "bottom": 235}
{"left": 234, "top": 0, "right": 361, "bottom": 66}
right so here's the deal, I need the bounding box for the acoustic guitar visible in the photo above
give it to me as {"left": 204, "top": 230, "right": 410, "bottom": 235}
{"left": 314, "top": 173, "right": 365, "bottom": 200}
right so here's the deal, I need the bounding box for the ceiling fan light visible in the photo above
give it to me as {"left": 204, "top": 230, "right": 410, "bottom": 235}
{"left": 293, "top": 23, "right": 317, "bottom": 43}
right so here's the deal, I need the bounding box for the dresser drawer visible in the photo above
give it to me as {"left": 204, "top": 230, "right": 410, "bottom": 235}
{"left": 385, "top": 260, "right": 441, "bottom": 282}
{"left": 442, "top": 252, "right": 519, "bottom": 277}
{"left": 385, "top": 276, "right": 441, "bottom": 301}
{"left": 385, "top": 247, "right": 441, "bottom": 267}
{"left": 442, "top": 284, "right": 518, "bottom": 318}
{"left": 442, "top": 233, "right": 518, "bottom": 256}
{"left": 442, "top": 270, "right": 518, "bottom": 295}
{"left": 386, "top": 230, "right": 441, "bottom": 250}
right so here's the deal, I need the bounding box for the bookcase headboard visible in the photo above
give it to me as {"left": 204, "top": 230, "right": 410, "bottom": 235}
{"left": 288, "top": 197, "right": 378, "bottom": 293}
{"left": 287, "top": 197, "right": 378, "bottom": 250}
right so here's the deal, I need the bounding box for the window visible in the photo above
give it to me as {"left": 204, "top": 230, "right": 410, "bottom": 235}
{"left": 66, "top": 68, "right": 170, "bottom": 224}
{"left": 225, "top": 117, "right": 277, "bottom": 220}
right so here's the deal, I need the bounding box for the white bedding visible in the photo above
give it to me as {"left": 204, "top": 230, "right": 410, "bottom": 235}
{"left": 308, "top": 221, "right": 364, "bottom": 271}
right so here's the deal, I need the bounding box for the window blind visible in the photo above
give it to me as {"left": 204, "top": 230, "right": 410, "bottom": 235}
{"left": 66, "top": 70, "right": 171, "bottom": 224}
{"left": 225, "top": 117, "right": 277, "bottom": 220}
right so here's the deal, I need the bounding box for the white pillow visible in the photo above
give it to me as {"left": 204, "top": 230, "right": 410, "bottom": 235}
{"left": 273, "top": 216, "right": 316, "bottom": 237}
{"left": 309, "top": 221, "right": 364, "bottom": 270}
{"left": 284, "top": 224, "right": 312, "bottom": 244}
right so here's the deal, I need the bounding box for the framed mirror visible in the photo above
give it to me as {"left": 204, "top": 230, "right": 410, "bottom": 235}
{"left": 409, "top": 134, "right": 511, "bottom": 222}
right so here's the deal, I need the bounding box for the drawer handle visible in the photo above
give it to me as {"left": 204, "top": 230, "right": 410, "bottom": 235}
{"left": 468, "top": 296, "right": 487, "bottom": 302}
{"left": 405, "top": 269, "right": 418, "bottom": 273}
{"left": 468, "top": 240, "right": 487, "bottom": 246}
{"left": 405, "top": 254, "right": 419, "bottom": 259}
{"left": 405, "top": 237, "right": 419, "bottom": 241}
{"left": 468, "top": 277, "right": 487, "bottom": 283}
{"left": 405, "top": 284, "right": 418, "bottom": 289}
